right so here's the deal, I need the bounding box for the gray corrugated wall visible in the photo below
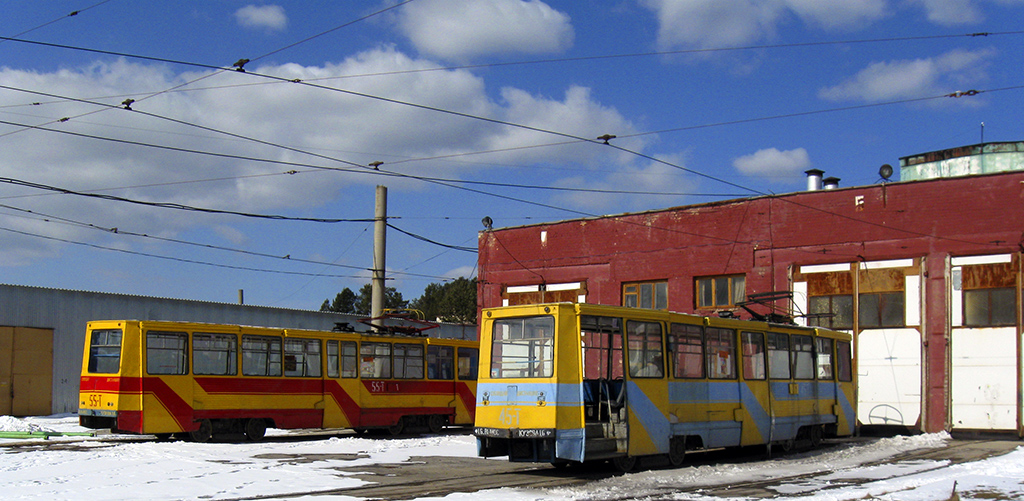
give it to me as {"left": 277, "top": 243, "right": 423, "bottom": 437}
{"left": 0, "top": 284, "right": 476, "bottom": 414}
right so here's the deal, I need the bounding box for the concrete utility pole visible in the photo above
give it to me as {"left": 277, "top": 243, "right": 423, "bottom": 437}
{"left": 371, "top": 185, "right": 387, "bottom": 328}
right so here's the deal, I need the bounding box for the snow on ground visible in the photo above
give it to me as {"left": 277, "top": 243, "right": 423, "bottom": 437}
{"left": 2, "top": 415, "right": 1022, "bottom": 500}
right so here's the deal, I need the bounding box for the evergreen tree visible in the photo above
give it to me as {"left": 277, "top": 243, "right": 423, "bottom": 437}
{"left": 320, "top": 287, "right": 358, "bottom": 313}
{"left": 410, "top": 277, "right": 477, "bottom": 324}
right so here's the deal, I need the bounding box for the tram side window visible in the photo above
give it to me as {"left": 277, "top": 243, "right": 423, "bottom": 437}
{"left": 741, "top": 332, "right": 766, "bottom": 380}
{"left": 327, "top": 340, "right": 340, "bottom": 378}
{"left": 816, "top": 337, "right": 834, "bottom": 380}
{"left": 836, "top": 340, "right": 853, "bottom": 382}
{"left": 627, "top": 321, "right": 664, "bottom": 378}
{"left": 458, "top": 347, "right": 479, "bottom": 380}
{"left": 284, "top": 338, "right": 321, "bottom": 377}
{"left": 766, "top": 333, "right": 790, "bottom": 379}
{"left": 791, "top": 335, "right": 814, "bottom": 379}
{"left": 428, "top": 345, "right": 454, "bottom": 380}
{"left": 88, "top": 329, "right": 123, "bottom": 374}
{"left": 394, "top": 343, "right": 425, "bottom": 379}
{"left": 581, "top": 315, "right": 624, "bottom": 380}
{"left": 193, "top": 333, "right": 237, "bottom": 376}
{"left": 146, "top": 331, "right": 188, "bottom": 375}
{"left": 490, "top": 316, "right": 554, "bottom": 378}
{"left": 705, "top": 327, "right": 736, "bottom": 379}
{"left": 341, "top": 341, "right": 358, "bottom": 377}
{"left": 361, "top": 342, "right": 392, "bottom": 379}
{"left": 242, "top": 335, "right": 282, "bottom": 376}
{"left": 669, "top": 323, "right": 704, "bottom": 378}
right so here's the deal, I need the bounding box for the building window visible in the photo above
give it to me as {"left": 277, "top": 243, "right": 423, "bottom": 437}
{"left": 808, "top": 295, "right": 853, "bottom": 330}
{"left": 696, "top": 275, "right": 745, "bottom": 309}
{"left": 623, "top": 281, "right": 668, "bottom": 309}
{"left": 859, "top": 292, "right": 906, "bottom": 328}
{"left": 964, "top": 287, "right": 1016, "bottom": 327}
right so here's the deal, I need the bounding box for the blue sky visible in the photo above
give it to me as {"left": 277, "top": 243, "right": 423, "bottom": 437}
{"left": 1, "top": 0, "right": 1021, "bottom": 310}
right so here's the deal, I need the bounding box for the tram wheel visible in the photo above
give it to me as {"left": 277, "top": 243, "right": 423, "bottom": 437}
{"left": 190, "top": 419, "right": 213, "bottom": 443}
{"left": 779, "top": 438, "right": 795, "bottom": 453}
{"left": 611, "top": 455, "right": 637, "bottom": 472}
{"left": 808, "top": 426, "right": 823, "bottom": 448}
{"left": 668, "top": 439, "right": 686, "bottom": 467}
{"left": 244, "top": 418, "right": 267, "bottom": 442}
{"left": 387, "top": 418, "right": 405, "bottom": 436}
{"left": 427, "top": 415, "right": 445, "bottom": 434}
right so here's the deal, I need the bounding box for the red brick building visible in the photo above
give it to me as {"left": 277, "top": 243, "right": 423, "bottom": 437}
{"left": 477, "top": 142, "right": 1024, "bottom": 436}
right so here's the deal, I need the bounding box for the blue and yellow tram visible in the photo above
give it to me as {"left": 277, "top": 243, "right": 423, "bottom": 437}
{"left": 474, "top": 303, "right": 855, "bottom": 470}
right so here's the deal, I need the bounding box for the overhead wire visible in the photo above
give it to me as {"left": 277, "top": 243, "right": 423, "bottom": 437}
{"left": 0, "top": 202, "right": 456, "bottom": 280}
{"left": 1, "top": 22, "right": 1020, "bottom": 263}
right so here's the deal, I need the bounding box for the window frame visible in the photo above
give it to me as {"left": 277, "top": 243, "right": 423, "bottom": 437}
{"left": 791, "top": 334, "right": 815, "bottom": 380}
{"left": 808, "top": 294, "right": 854, "bottom": 330}
{"left": 88, "top": 328, "right": 123, "bottom": 374}
{"left": 393, "top": 343, "right": 425, "bottom": 379}
{"left": 705, "top": 327, "right": 736, "bottom": 379}
{"left": 283, "top": 338, "right": 321, "bottom": 378}
{"left": 428, "top": 345, "right": 455, "bottom": 380}
{"left": 489, "top": 316, "right": 554, "bottom": 379}
{"left": 360, "top": 342, "right": 393, "bottom": 379}
{"left": 242, "top": 334, "right": 282, "bottom": 377}
{"left": 696, "top": 275, "right": 746, "bottom": 309}
{"left": 146, "top": 331, "right": 189, "bottom": 376}
{"left": 963, "top": 286, "right": 1016, "bottom": 327}
{"left": 669, "top": 323, "right": 704, "bottom": 379}
{"left": 626, "top": 320, "right": 664, "bottom": 379}
{"left": 622, "top": 281, "right": 668, "bottom": 310}
{"left": 192, "top": 332, "right": 238, "bottom": 376}
{"left": 741, "top": 331, "right": 767, "bottom": 381}
{"left": 766, "top": 332, "right": 791, "bottom": 380}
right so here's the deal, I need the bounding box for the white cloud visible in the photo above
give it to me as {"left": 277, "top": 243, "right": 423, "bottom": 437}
{"left": 909, "top": 0, "right": 982, "bottom": 25}
{"left": 396, "top": 0, "right": 573, "bottom": 61}
{"left": 551, "top": 156, "right": 698, "bottom": 212}
{"left": 0, "top": 49, "right": 643, "bottom": 263}
{"left": 234, "top": 4, "right": 288, "bottom": 32}
{"left": 733, "top": 147, "right": 811, "bottom": 179}
{"left": 818, "top": 48, "right": 996, "bottom": 102}
{"left": 639, "top": 0, "right": 886, "bottom": 50}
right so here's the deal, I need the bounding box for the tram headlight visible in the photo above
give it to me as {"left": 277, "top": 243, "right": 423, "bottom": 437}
{"left": 537, "top": 391, "right": 546, "bottom": 407}
{"left": 482, "top": 391, "right": 490, "bottom": 406}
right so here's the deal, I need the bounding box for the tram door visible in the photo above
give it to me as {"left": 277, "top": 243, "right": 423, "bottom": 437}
{"left": 581, "top": 316, "right": 624, "bottom": 421}
{"left": 142, "top": 329, "right": 193, "bottom": 433}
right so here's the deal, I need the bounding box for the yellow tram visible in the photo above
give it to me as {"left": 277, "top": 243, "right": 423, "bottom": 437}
{"left": 474, "top": 303, "right": 855, "bottom": 470}
{"left": 79, "top": 320, "right": 478, "bottom": 441}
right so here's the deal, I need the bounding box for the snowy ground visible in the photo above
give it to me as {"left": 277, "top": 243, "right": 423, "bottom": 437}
{"left": 2, "top": 414, "right": 1023, "bottom": 500}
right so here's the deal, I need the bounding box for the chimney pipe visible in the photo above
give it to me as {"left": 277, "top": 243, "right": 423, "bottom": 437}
{"left": 822, "top": 176, "right": 841, "bottom": 190}
{"left": 805, "top": 169, "right": 824, "bottom": 191}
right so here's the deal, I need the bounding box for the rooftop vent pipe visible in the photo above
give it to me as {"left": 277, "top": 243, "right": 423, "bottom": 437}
{"left": 805, "top": 169, "right": 824, "bottom": 191}
{"left": 822, "top": 176, "right": 841, "bottom": 190}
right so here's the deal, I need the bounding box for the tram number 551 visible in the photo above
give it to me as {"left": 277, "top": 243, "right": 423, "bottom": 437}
{"left": 498, "top": 407, "right": 520, "bottom": 427}
{"left": 88, "top": 394, "right": 102, "bottom": 407}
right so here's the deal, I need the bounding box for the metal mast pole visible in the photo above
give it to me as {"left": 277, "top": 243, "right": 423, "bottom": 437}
{"left": 371, "top": 185, "right": 387, "bottom": 328}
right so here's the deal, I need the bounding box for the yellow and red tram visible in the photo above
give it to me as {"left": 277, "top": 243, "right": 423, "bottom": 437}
{"left": 79, "top": 320, "right": 478, "bottom": 441}
{"left": 474, "top": 303, "right": 855, "bottom": 470}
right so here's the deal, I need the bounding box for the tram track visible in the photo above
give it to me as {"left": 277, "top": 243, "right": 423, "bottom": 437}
{"left": 219, "top": 438, "right": 1019, "bottom": 501}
